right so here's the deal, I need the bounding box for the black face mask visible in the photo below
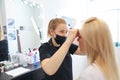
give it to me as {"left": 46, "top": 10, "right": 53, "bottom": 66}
{"left": 55, "top": 35, "right": 66, "bottom": 45}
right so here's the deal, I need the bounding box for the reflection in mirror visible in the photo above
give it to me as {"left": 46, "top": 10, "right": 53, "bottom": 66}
{"left": 1, "top": 0, "right": 43, "bottom": 54}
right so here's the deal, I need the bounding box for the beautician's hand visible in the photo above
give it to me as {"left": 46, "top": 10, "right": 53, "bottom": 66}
{"left": 66, "top": 29, "right": 78, "bottom": 43}
{"left": 77, "top": 29, "right": 81, "bottom": 41}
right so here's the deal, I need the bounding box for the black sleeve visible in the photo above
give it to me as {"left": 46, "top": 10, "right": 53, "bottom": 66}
{"left": 69, "top": 43, "right": 78, "bottom": 54}
{"left": 39, "top": 43, "right": 51, "bottom": 61}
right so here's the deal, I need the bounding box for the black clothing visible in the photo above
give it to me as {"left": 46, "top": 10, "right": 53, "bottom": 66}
{"left": 39, "top": 39, "right": 78, "bottom": 80}
{"left": 0, "top": 39, "right": 9, "bottom": 61}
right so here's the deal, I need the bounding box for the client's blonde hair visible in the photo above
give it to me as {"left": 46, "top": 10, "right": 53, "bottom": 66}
{"left": 80, "top": 17, "right": 119, "bottom": 80}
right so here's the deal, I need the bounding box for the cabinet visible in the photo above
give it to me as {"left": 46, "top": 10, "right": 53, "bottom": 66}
{"left": 0, "top": 63, "right": 45, "bottom": 80}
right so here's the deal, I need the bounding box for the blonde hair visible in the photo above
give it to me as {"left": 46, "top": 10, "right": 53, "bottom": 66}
{"left": 80, "top": 17, "right": 119, "bottom": 80}
{"left": 47, "top": 18, "right": 67, "bottom": 47}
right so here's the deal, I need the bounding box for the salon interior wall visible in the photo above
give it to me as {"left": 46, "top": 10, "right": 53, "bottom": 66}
{"left": 3, "top": 0, "right": 41, "bottom": 53}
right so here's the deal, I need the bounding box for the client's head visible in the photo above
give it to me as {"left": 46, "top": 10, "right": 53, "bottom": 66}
{"left": 79, "top": 17, "right": 114, "bottom": 64}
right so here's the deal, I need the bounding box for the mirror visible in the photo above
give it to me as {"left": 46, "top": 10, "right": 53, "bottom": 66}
{"left": 0, "top": 0, "right": 43, "bottom": 54}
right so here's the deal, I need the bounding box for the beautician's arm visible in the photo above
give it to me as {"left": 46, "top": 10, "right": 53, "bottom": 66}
{"left": 41, "top": 29, "right": 78, "bottom": 76}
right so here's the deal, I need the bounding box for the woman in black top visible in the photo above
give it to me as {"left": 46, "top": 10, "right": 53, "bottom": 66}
{"left": 39, "top": 18, "right": 81, "bottom": 80}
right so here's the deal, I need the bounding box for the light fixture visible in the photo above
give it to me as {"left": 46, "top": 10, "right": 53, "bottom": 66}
{"left": 21, "top": 0, "right": 41, "bottom": 8}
